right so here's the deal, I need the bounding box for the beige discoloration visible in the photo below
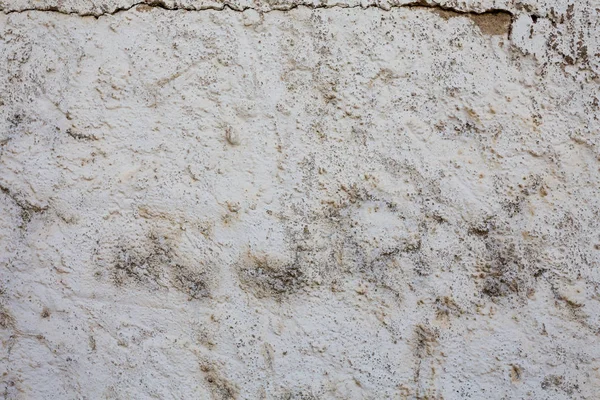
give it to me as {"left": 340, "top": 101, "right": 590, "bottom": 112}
{"left": 434, "top": 9, "right": 512, "bottom": 35}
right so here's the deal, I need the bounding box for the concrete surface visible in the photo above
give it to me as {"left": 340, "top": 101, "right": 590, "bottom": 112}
{"left": 0, "top": 0, "right": 599, "bottom": 398}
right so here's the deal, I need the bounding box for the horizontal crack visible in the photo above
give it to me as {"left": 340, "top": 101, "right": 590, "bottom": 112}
{"left": 2, "top": 0, "right": 514, "bottom": 20}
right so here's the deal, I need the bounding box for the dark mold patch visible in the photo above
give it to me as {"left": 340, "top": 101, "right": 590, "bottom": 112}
{"left": 479, "top": 241, "right": 522, "bottom": 297}
{"left": 435, "top": 296, "right": 462, "bottom": 321}
{"left": 541, "top": 374, "right": 577, "bottom": 395}
{"left": 510, "top": 364, "right": 523, "bottom": 383}
{"left": 414, "top": 324, "right": 439, "bottom": 358}
{"left": 40, "top": 307, "right": 51, "bottom": 319}
{"left": 279, "top": 391, "right": 320, "bottom": 400}
{"left": 0, "top": 305, "right": 15, "bottom": 329}
{"left": 172, "top": 264, "right": 210, "bottom": 300}
{"left": 200, "top": 363, "right": 238, "bottom": 400}
{"left": 111, "top": 243, "right": 170, "bottom": 289}
{"left": 0, "top": 183, "right": 48, "bottom": 227}
{"left": 237, "top": 252, "right": 306, "bottom": 299}
{"left": 476, "top": 234, "right": 540, "bottom": 300}
{"left": 106, "top": 233, "right": 211, "bottom": 299}
{"left": 66, "top": 127, "right": 98, "bottom": 141}
{"left": 468, "top": 217, "right": 495, "bottom": 237}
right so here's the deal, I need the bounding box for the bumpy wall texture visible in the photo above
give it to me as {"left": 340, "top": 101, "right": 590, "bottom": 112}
{"left": 1, "top": 0, "right": 599, "bottom": 398}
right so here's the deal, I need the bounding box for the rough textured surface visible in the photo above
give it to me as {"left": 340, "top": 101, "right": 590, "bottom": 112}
{"left": 1, "top": 1, "right": 599, "bottom": 399}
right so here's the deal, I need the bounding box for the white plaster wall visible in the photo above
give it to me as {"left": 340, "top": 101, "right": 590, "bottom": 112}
{"left": 0, "top": 1, "right": 599, "bottom": 398}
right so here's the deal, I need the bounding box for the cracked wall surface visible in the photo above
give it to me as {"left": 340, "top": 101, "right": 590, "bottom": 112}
{"left": 0, "top": 0, "right": 599, "bottom": 399}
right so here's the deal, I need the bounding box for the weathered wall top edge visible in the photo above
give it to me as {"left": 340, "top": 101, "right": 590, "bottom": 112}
{"left": 0, "top": 0, "right": 555, "bottom": 18}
